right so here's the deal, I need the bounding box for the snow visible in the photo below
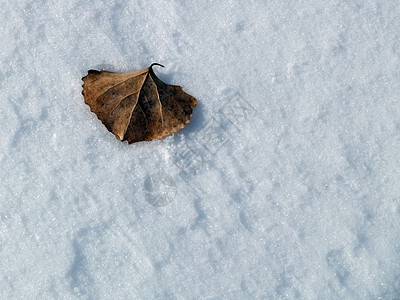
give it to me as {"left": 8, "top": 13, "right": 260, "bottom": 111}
{"left": 1, "top": 0, "right": 400, "bottom": 298}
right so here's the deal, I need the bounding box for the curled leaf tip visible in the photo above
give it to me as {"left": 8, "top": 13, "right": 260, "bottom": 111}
{"left": 150, "top": 63, "right": 165, "bottom": 69}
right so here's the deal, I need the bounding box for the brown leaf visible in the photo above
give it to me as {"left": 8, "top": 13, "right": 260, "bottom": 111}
{"left": 82, "top": 63, "right": 197, "bottom": 143}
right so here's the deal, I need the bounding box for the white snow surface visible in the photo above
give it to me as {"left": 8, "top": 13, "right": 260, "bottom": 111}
{"left": 1, "top": 0, "right": 400, "bottom": 299}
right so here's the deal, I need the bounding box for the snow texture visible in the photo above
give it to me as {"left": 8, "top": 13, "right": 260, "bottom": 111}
{"left": 1, "top": 0, "right": 400, "bottom": 299}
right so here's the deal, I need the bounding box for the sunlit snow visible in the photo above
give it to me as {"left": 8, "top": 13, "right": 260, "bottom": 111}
{"left": 1, "top": 1, "right": 400, "bottom": 298}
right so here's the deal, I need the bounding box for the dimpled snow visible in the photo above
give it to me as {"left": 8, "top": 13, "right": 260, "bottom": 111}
{"left": 0, "top": 0, "right": 400, "bottom": 299}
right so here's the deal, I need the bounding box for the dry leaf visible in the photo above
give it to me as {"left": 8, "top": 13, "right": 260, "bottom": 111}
{"left": 82, "top": 63, "right": 197, "bottom": 143}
